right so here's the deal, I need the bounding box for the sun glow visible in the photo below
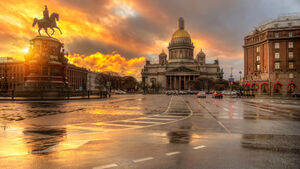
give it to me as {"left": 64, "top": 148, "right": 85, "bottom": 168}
{"left": 22, "top": 47, "right": 29, "bottom": 54}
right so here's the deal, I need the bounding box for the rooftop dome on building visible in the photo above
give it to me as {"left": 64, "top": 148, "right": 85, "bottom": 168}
{"left": 248, "top": 13, "right": 300, "bottom": 35}
{"left": 170, "top": 17, "right": 192, "bottom": 45}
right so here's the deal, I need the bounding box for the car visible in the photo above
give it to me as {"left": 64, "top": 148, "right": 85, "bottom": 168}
{"left": 223, "top": 90, "right": 231, "bottom": 96}
{"left": 179, "top": 91, "right": 187, "bottom": 95}
{"left": 212, "top": 91, "right": 223, "bottom": 98}
{"left": 197, "top": 91, "right": 206, "bottom": 98}
{"left": 115, "top": 90, "right": 126, "bottom": 94}
{"left": 291, "top": 91, "right": 300, "bottom": 97}
{"left": 230, "top": 91, "right": 239, "bottom": 98}
{"left": 206, "top": 90, "right": 214, "bottom": 94}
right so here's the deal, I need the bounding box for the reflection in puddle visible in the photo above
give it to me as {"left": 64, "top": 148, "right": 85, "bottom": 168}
{"left": 23, "top": 126, "right": 66, "bottom": 154}
{"left": 167, "top": 131, "right": 190, "bottom": 144}
{"left": 241, "top": 134, "right": 300, "bottom": 153}
{"left": 167, "top": 124, "right": 192, "bottom": 144}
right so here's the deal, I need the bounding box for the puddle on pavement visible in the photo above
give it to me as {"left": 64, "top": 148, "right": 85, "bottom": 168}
{"left": 167, "top": 124, "right": 193, "bottom": 144}
{"left": 241, "top": 134, "right": 300, "bottom": 153}
{"left": 23, "top": 126, "right": 66, "bottom": 154}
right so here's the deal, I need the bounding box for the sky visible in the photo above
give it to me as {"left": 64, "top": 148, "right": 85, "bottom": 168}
{"left": 0, "top": 0, "right": 299, "bottom": 79}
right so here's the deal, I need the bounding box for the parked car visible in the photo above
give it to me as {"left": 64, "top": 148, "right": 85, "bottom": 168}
{"left": 206, "top": 90, "right": 214, "bottom": 94}
{"left": 115, "top": 90, "right": 126, "bottom": 94}
{"left": 197, "top": 91, "right": 206, "bottom": 98}
{"left": 230, "top": 91, "right": 239, "bottom": 98}
{"left": 223, "top": 90, "right": 231, "bottom": 96}
{"left": 212, "top": 91, "right": 223, "bottom": 98}
{"left": 291, "top": 91, "right": 300, "bottom": 97}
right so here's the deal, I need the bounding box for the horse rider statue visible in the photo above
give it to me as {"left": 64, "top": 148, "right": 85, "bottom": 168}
{"left": 32, "top": 5, "right": 62, "bottom": 37}
{"left": 43, "top": 5, "right": 50, "bottom": 22}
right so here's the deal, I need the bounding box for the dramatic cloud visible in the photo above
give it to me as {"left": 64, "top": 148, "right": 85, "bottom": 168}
{"left": 66, "top": 52, "right": 146, "bottom": 78}
{"left": 0, "top": 0, "right": 298, "bottom": 79}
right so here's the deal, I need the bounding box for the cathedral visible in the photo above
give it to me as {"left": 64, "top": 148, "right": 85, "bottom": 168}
{"left": 141, "top": 17, "right": 223, "bottom": 91}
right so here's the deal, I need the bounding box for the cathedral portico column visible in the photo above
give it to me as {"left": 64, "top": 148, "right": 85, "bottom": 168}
{"left": 183, "top": 76, "right": 185, "bottom": 90}
{"left": 170, "top": 76, "right": 173, "bottom": 89}
{"left": 184, "top": 76, "right": 186, "bottom": 90}
{"left": 171, "top": 76, "right": 173, "bottom": 90}
{"left": 169, "top": 76, "right": 171, "bottom": 90}
{"left": 166, "top": 76, "right": 168, "bottom": 90}
{"left": 175, "top": 76, "right": 177, "bottom": 90}
{"left": 179, "top": 76, "right": 181, "bottom": 90}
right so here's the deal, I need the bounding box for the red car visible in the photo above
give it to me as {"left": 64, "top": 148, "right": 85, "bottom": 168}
{"left": 212, "top": 91, "right": 223, "bottom": 98}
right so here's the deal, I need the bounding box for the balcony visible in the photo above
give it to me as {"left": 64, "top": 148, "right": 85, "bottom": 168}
{"left": 274, "top": 58, "right": 281, "bottom": 62}
{"left": 288, "top": 58, "right": 295, "bottom": 62}
{"left": 274, "top": 68, "right": 282, "bottom": 72}
{"left": 288, "top": 67, "right": 296, "bottom": 71}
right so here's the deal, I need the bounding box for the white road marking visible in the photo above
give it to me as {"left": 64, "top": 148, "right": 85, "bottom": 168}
{"left": 93, "top": 163, "right": 118, "bottom": 169}
{"left": 154, "top": 115, "right": 182, "bottom": 118}
{"left": 145, "top": 117, "right": 174, "bottom": 121}
{"left": 127, "top": 120, "right": 161, "bottom": 124}
{"left": 133, "top": 157, "right": 154, "bottom": 163}
{"left": 94, "top": 123, "right": 140, "bottom": 128}
{"left": 223, "top": 108, "right": 229, "bottom": 111}
{"left": 166, "top": 151, "right": 181, "bottom": 156}
{"left": 193, "top": 145, "right": 206, "bottom": 150}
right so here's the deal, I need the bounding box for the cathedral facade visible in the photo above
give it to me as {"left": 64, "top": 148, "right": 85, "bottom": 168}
{"left": 141, "top": 17, "right": 223, "bottom": 91}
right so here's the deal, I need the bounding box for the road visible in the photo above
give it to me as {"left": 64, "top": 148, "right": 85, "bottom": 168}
{"left": 0, "top": 94, "right": 299, "bottom": 169}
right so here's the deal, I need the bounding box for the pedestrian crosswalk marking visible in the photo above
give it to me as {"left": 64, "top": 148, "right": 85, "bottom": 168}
{"left": 166, "top": 151, "right": 180, "bottom": 156}
{"left": 133, "top": 157, "right": 154, "bottom": 163}
{"left": 193, "top": 145, "right": 206, "bottom": 149}
{"left": 93, "top": 163, "right": 118, "bottom": 169}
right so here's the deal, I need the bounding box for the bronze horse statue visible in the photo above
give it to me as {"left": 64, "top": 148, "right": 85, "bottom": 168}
{"left": 32, "top": 13, "right": 62, "bottom": 37}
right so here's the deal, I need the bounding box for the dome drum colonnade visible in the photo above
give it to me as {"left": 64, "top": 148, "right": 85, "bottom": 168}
{"left": 168, "top": 17, "right": 195, "bottom": 63}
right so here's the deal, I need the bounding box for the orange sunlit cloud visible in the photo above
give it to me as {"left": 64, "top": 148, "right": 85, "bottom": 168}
{"left": 0, "top": 0, "right": 154, "bottom": 78}
{"left": 66, "top": 52, "right": 146, "bottom": 78}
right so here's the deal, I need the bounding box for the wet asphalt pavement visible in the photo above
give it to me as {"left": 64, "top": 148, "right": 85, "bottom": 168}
{"left": 0, "top": 94, "right": 299, "bottom": 169}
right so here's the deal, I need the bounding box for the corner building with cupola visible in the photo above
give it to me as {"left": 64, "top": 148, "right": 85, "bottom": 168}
{"left": 243, "top": 14, "right": 300, "bottom": 96}
{"left": 141, "top": 17, "right": 223, "bottom": 91}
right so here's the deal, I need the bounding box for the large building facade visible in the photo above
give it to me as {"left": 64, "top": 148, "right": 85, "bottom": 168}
{"left": 243, "top": 14, "right": 300, "bottom": 96}
{"left": 0, "top": 57, "right": 25, "bottom": 91}
{"left": 0, "top": 58, "right": 90, "bottom": 92}
{"left": 142, "top": 18, "right": 223, "bottom": 91}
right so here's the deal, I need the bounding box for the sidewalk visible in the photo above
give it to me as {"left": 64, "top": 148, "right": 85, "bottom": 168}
{"left": 0, "top": 95, "right": 109, "bottom": 101}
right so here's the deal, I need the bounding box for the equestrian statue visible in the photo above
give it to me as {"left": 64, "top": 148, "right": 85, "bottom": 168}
{"left": 32, "top": 5, "right": 62, "bottom": 37}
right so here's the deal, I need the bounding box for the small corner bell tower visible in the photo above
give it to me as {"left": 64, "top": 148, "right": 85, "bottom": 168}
{"left": 197, "top": 49, "right": 206, "bottom": 65}
{"left": 159, "top": 49, "right": 167, "bottom": 65}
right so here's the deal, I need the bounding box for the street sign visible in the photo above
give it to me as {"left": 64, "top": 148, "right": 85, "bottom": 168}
{"left": 229, "top": 78, "right": 234, "bottom": 82}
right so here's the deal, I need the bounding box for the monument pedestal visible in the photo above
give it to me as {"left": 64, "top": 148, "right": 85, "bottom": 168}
{"left": 24, "top": 36, "right": 68, "bottom": 96}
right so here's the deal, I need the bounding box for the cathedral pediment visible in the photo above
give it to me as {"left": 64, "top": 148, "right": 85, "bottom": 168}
{"left": 167, "top": 66, "right": 196, "bottom": 72}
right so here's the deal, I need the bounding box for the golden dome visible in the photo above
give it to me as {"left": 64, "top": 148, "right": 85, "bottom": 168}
{"left": 171, "top": 29, "right": 191, "bottom": 39}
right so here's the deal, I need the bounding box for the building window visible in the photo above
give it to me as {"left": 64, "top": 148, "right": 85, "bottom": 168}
{"left": 256, "top": 46, "right": 260, "bottom": 52}
{"left": 275, "top": 62, "right": 280, "bottom": 69}
{"left": 275, "top": 53, "right": 280, "bottom": 59}
{"left": 275, "top": 32, "right": 279, "bottom": 38}
{"left": 256, "top": 55, "right": 260, "bottom": 61}
{"left": 289, "top": 52, "right": 293, "bottom": 58}
{"left": 256, "top": 64, "right": 260, "bottom": 71}
{"left": 289, "top": 32, "right": 293, "bottom": 37}
{"left": 275, "top": 42, "right": 280, "bottom": 49}
{"left": 288, "top": 42, "right": 293, "bottom": 48}
{"left": 289, "top": 62, "right": 294, "bottom": 69}
{"left": 289, "top": 73, "right": 294, "bottom": 79}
